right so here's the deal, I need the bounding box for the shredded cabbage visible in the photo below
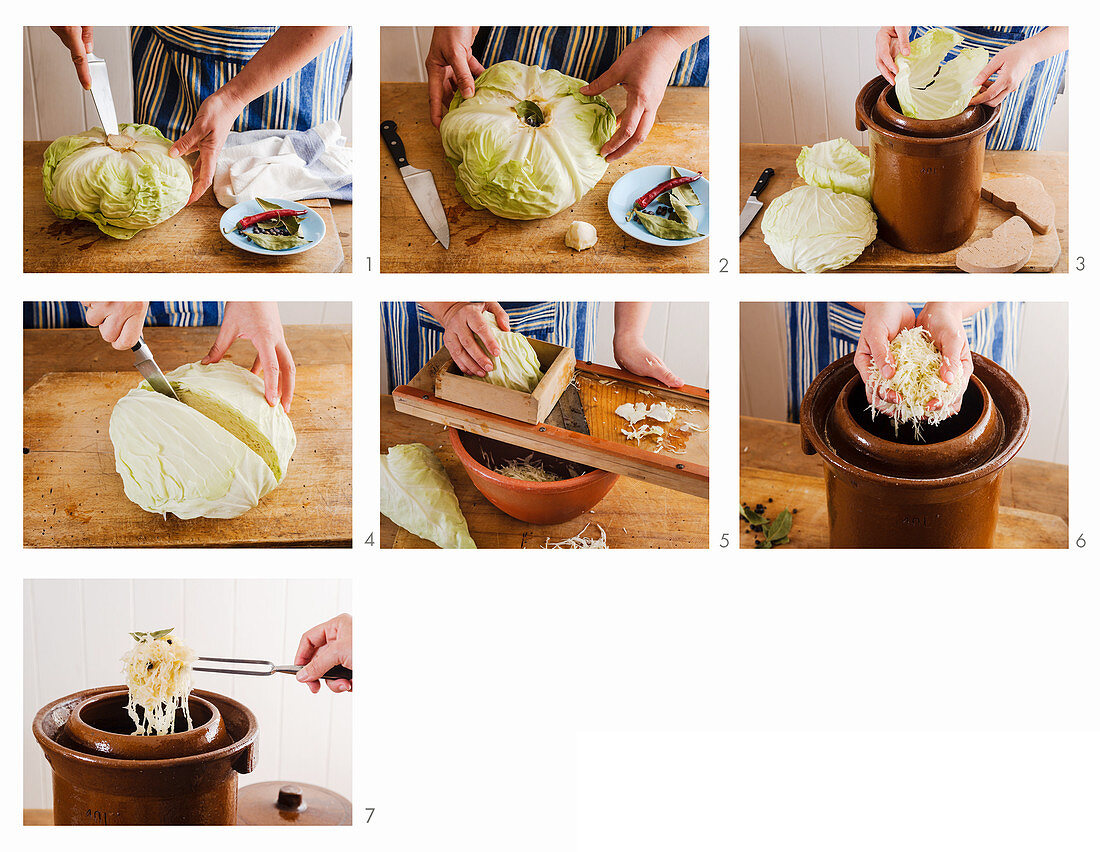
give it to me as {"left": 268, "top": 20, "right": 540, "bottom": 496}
{"left": 495, "top": 455, "right": 562, "bottom": 481}
{"left": 476, "top": 312, "right": 544, "bottom": 392}
{"left": 868, "top": 326, "right": 967, "bottom": 434}
{"left": 121, "top": 629, "right": 195, "bottom": 736}
{"left": 543, "top": 522, "right": 609, "bottom": 549}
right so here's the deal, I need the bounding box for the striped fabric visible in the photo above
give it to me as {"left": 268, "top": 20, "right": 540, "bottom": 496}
{"left": 909, "top": 26, "right": 1067, "bottom": 151}
{"left": 784, "top": 302, "right": 1022, "bottom": 422}
{"left": 24, "top": 302, "right": 224, "bottom": 329}
{"left": 381, "top": 302, "right": 599, "bottom": 392}
{"left": 131, "top": 26, "right": 353, "bottom": 140}
{"left": 472, "top": 27, "right": 709, "bottom": 87}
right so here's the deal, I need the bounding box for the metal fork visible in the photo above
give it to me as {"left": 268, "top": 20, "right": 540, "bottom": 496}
{"left": 195, "top": 656, "right": 352, "bottom": 681}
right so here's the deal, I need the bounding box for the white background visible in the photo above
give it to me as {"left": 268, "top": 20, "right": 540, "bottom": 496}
{"left": 8, "top": 5, "right": 1099, "bottom": 852}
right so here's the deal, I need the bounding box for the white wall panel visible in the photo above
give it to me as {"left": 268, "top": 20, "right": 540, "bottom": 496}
{"left": 278, "top": 302, "right": 352, "bottom": 325}
{"left": 23, "top": 579, "right": 353, "bottom": 809}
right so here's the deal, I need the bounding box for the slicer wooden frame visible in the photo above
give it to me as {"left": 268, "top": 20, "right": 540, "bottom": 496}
{"left": 393, "top": 348, "right": 710, "bottom": 498}
{"left": 435, "top": 339, "right": 576, "bottom": 424}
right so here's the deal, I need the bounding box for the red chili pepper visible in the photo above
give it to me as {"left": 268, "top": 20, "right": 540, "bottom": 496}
{"left": 233, "top": 208, "right": 307, "bottom": 232}
{"left": 633, "top": 174, "right": 702, "bottom": 210}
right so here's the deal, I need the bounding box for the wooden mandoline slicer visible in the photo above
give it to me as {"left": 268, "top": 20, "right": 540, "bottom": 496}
{"left": 392, "top": 339, "right": 709, "bottom": 497}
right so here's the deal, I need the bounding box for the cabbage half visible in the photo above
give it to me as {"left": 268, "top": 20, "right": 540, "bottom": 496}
{"left": 894, "top": 29, "right": 989, "bottom": 121}
{"left": 796, "top": 138, "right": 871, "bottom": 200}
{"left": 109, "top": 362, "right": 296, "bottom": 520}
{"left": 380, "top": 443, "right": 476, "bottom": 549}
{"left": 439, "top": 61, "right": 616, "bottom": 220}
{"left": 761, "top": 185, "right": 877, "bottom": 273}
{"left": 42, "top": 123, "right": 192, "bottom": 240}
{"left": 476, "top": 312, "right": 544, "bottom": 392}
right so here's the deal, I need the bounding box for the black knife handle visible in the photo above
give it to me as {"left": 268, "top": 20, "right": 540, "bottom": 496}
{"left": 321, "top": 665, "right": 352, "bottom": 681}
{"left": 751, "top": 168, "right": 774, "bottom": 198}
{"left": 380, "top": 120, "right": 409, "bottom": 169}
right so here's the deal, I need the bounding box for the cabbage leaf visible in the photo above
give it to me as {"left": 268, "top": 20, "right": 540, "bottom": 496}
{"left": 796, "top": 138, "right": 871, "bottom": 200}
{"left": 894, "top": 29, "right": 989, "bottom": 120}
{"left": 476, "top": 312, "right": 544, "bottom": 392}
{"left": 380, "top": 444, "right": 476, "bottom": 549}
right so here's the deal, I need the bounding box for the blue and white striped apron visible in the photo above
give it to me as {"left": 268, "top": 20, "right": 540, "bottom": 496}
{"left": 473, "top": 27, "right": 709, "bottom": 87}
{"left": 24, "top": 302, "right": 224, "bottom": 329}
{"left": 909, "top": 26, "right": 1066, "bottom": 151}
{"left": 784, "top": 302, "right": 1021, "bottom": 422}
{"left": 131, "top": 26, "right": 353, "bottom": 140}
{"left": 381, "top": 302, "right": 599, "bottom": 392}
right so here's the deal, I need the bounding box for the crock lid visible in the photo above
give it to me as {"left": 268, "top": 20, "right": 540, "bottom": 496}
{"left": 237, "top": 781, "right": 353, "bottom": 825}
{"left": 856, "top": 75, "right": 1000, "bottom": 141}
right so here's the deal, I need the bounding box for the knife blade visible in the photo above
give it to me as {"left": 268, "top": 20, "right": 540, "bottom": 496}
{"left": 380, "top": 120, "right": 450, "bottom": 249}
{"left": 546, "top": 381, "right": 591, "bottom": 435}
{"left": 739, "top": 168, "right": 774, "bottom": 237}
{"left": 86, "top": 52, "right": 120, "bottom": 137}
{"left": 131, "top": 339, "right": 179, "bottom": 401}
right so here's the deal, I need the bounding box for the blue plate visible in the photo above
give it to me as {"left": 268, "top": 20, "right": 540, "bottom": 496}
{"left": 219, "top": 197, "right": 326, "bottom": 256}
{"left": 607, "top": 165, "right": 709, "bottom": 246}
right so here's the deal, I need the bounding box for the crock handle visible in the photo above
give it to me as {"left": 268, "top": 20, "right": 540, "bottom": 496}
{"left": 800, "top": 429, "right": 817, "bottom": 457}
{"left": 855, "top": 114, "right": 867, "bottom": 132}
{"left": 233, "top": 739, "right": 258, "bottom": 775}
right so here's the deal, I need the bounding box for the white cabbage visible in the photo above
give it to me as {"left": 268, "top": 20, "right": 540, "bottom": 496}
{"left": 761, "top": 185, "right": 877, "bottom": 273}
{"left": 477, "top": 312, "right": 544, "bottom": 392}
{"left": 439, "top": 61, "right": 616, "bottom": 219}
{"left": 895, "top": 29, "right": 989, "bottom": 120}
{"left": 42, "top": 123, "right": 192, "bottom": 240}
{"left": 796, "top": 138, "right": 871, "bottom": 200}
{"left": 109, "top": 362, "right": 296, "bottom": 520}
{"left": 380, "top": 443, "right": 476, "bottom": 549}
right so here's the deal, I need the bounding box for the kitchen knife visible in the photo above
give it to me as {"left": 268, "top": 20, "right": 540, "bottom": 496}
{"left": 380, "top": 120, "right": 450, "bottom": 249}
{"left": 86, "top": 52, "right": 120, "bottom": 137}
{"left": 739, "top": 168, "right": 774, "bottom": 237}
{"left": 131, "top": 338, "right": 180, "bottom": 401}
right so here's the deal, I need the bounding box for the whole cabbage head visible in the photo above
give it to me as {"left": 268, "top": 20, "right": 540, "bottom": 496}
{"left": 110, "top": 362, "right": 296, "bottom": 520}
{"left": 42, "top": 123, "right": 192, "bottom": 240}
{"left": 761, "top": 185, "right": 877, "bottom": 273}
{"left": 439, "top": 61, "right": 616, "bottom": 220}
{"left": 796, "top": 138, "right": 871, "bottom": 200}
{"left": 894, "top": 29, "right": 989, "bottom": 121}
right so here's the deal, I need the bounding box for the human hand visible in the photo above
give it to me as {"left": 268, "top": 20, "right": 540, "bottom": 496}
{"left": 294, "top": 613, "right": 352, "bottom": 694}
{"left": 613, "top": 332, "right": 684, "bottom": 388}
{"left": 82, "top": 302, "right": 149, "bottom": 349}
{"left": 51, "top": 27, "right": 95, "bottom": 89}
{"left": 580, "top": 28, "right": 684, "bottom": 161}
{"left": 202, "top": 302, "right": 295, "bottom": 412}
{"left": 168, "top": 89, "right": 244, "bottom": 205}
{"left": 874, "top": 26, "right": 912, "bottom": 85}
{"left": 853, "top": 302, "right": 917, "bottom": 414}
{"left": 915, "top": 302, "right": 973, "bottom": 417}
{"left": 423, "top": 301, "right": 511, "bottom": 377}
{"left": 426, "top": 27, "right": 484, "bottom": 129}
{"left": 970, "top": 41, "right": 1039, "bottom": 107}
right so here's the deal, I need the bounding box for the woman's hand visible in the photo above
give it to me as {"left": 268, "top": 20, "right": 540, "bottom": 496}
{"left": 580, "top": 28, "right": 688, "bottom": 162}
{"left": 970, "top": 41, "right": 1039, "bottom": 107}
{"left": 426, "top": 27, "right": 484, "bottom": 128}
{"left": 295, "top": 613, "right": 352, "bottom": 694}
{"left": 853, "top": 302, "right": 917, "bottom": 414}
{"left": 874, "top": 26, "right": 912, "bottom": 85}
{"left": 420, "top": 301, "right": 510, "bottom": 378}
{"left": 50, "top": 27, "right": 95, "bottom": 89}
{"left": 168, "top": 89, "right": 245, "bottom": 205}
{"left": 613, "top": 334, "right": 683, "bottom": 388}
{"left": 202, "top": 302, "right": 295, "bottom": 412}
{"left": 915, "top": 302, "right": 973, "bottom": 417}
{"left": 82, "top": 302, "right": 149, "bottom": 349}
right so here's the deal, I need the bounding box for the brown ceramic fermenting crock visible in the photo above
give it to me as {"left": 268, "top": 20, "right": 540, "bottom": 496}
{"left": 450, "top": 429, "right": 618, "bottom": 524}
{"left": 33, "top": 686, "right": 257, "bottom": 825}
{"left": 800, "top": 353, "right": 1028, "bottom": 548}
{"left": 855, "top": 76, "right": 1001, "bottom": 253}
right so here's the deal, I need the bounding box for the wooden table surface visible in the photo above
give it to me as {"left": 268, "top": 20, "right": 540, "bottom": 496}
{"left": 24, "top": 326, "right": 352, "bottom": 547}
{"left": 26, "top": 141, "right": 350, "bottom": 273}
{"left": 23, "top": 810, "right": 52, "bottom": 826}
{"left": 380, "top": 83, "right": 709, "bottom": 273}
{"left": 739, "top": 415, "right": 1069, "bottom": 549}
{"left": 739, "top": 143, "right": 1068, "bottom": 273}
{"left": 380, "top": 396, "right": 709, "bottom": 549}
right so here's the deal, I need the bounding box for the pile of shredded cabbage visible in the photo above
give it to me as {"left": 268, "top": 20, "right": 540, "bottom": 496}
{"left": 868, "top": 326, "right": 966, "bottom": 435}
{"left": 121, "top": 629, "right": 195, "bottom": 736}
{"left": 494, "top": 455, "right": 562, "bottom": 482}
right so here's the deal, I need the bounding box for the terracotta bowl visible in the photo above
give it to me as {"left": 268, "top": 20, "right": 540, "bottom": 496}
{"left": 450, "top": 429, "right": 618, "bottom": 524}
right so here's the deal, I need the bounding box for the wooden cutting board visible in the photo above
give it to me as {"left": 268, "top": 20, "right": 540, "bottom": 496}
{"left": 739, "top": 143, "right": 1068, "bottom": 273}
{"left": 380, "top": 82, "right": 709, "bottom": 273}
{"left": 24, "top": 365, "right": 352, "bottom": 547}
{"left": 739, "top": 466, "right": 1068, "bottom": 549}
{"left": 24, "top": 141, "right": 345, "bottom": 273}
{"left": 380, "top": 396, "right": 708, "bottom": 549}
